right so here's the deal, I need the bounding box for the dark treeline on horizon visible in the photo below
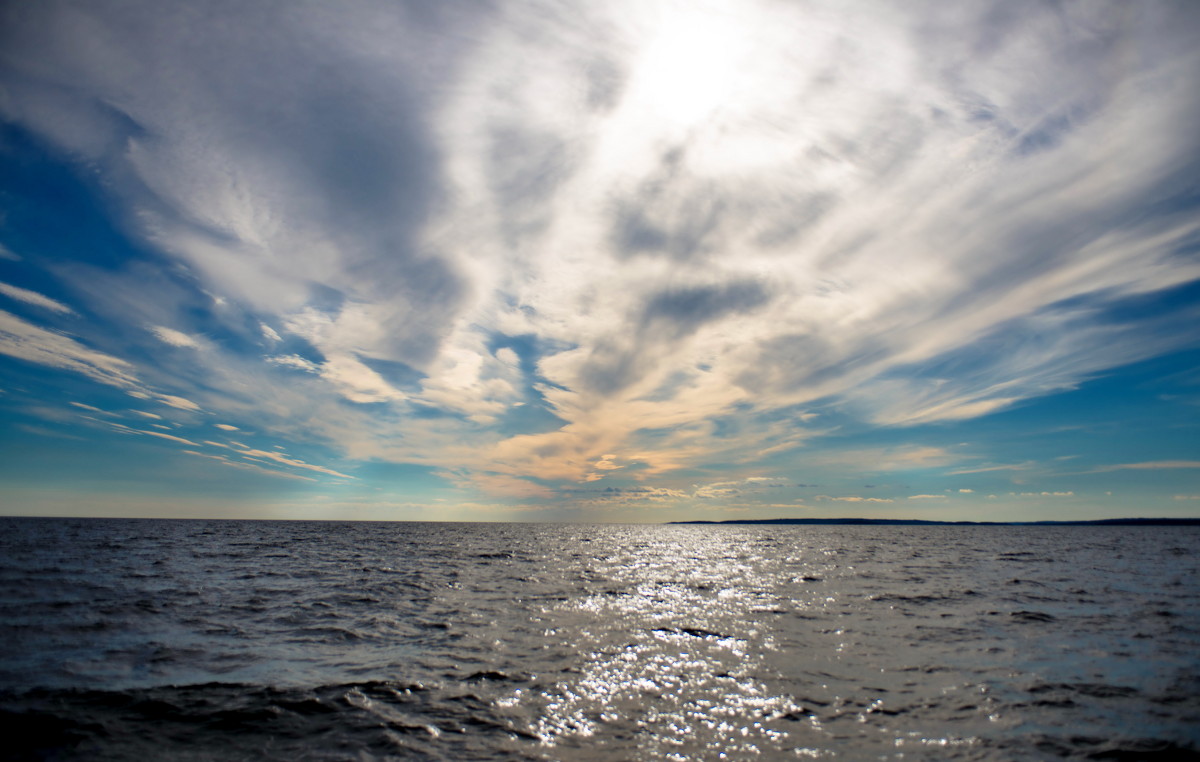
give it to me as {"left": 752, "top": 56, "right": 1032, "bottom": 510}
{"left": 670, "top": 518, "right": 1200, "bottom": 526}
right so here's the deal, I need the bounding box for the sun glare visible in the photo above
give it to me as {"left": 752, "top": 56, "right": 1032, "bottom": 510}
{"left": 631, "top": 9, "right": 748, "bottom": 128}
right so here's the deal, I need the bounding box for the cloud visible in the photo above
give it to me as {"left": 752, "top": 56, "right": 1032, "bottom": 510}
{"left": 0, "top": 245, "right": 21, "bottom": 262}
{"left": 182, "top": 450, "right": 317, "bottom": 482}
{"left": 814, "top": 495, "right": 896, "bottom": 504}
{"left": 214, "top": 424, "right": 239, "bottom": 431}
{"left": 439, "top": 471, "right": 556, "bottom": 500}
{"left": 70, "top": 402, "right": 109, "bottom": 414}
{"left": 1093, "top": 461, "right": 1200, "bottom": 472}
{"left": 228, "top": 445, "right": 352, "bottom": 480}
{"left": 566, "top": 485, "right": 691, "bottom": 506}
{"left": 1016, "top": 491, "right": 1075, "bottom": 498}
{"left": 692, "top": 475, "right": 788, "bottom": 499}
{"left": 136, "top": 430, "right": 198, "bottom": 446}
{"left": 947, "top": 462, "right": 1035, "bottom": 475}
{"left": 268, "top": 355, "right": 320, "bottom": 373}
{"left": 642, "top": 280, "right": 772, "bottom": 335}
{"left": 18, "top": 423, "right": 86, "bottom": 441}
{"left": 150, "top": 326, "right": 200, "bottom": 348}
{"left": 814, "top": 446, "right": 961, "bottom": 473}
{"left": 1, "top": 1, "right": 1198, "bottom": 500}
{"left": 0, "top": 310, "right": 140, "bottom": 388}
{"left": 156, "top": 394, "right": 202, "bottom": 412}
{"left": 317, "top": 354, "right": 407, "bottom": 405}
{"left": 908, "top": 494, "right": 947, "bottom": 500}
{"left": 0, "top": 282, "right": 75, "bottom": 314}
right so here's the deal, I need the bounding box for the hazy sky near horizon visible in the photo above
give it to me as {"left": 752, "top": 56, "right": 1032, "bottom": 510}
{"left": 1, "top": 0, "right": 1198, "bottom": 522}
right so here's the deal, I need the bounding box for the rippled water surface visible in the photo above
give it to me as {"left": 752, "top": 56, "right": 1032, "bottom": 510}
{"left": 1, "top": 518, "right": 1198, "bottom": 760}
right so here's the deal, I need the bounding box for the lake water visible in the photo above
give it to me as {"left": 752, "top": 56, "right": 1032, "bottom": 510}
{"left": 1, "top": 518, "right": 1197, "bottom": 760}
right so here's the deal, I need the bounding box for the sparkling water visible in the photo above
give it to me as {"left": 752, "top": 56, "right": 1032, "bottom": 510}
{"left": 1, "top": 518, "right": 1197, "bottom": 760}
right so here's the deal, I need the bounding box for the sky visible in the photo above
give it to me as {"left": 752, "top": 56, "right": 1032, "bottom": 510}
{"left": 0, "top": 0, "right": 1198, "bottom": 523}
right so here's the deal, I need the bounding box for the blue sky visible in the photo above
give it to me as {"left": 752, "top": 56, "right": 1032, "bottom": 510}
{"left": 1, "top": 0, "right": 1198, "bottom": 522}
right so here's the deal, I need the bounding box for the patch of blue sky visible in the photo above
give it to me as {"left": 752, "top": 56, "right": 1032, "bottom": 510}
{"left": 0, "top": 124, "right": 148, "bottom": 274}
{"left": 355, "top": 357, "right": 425, "bottom": 393}
{"left": 485, "top": 331, "right": 571, "bottom": 381}
{"left": 490, "top": 399, "right": 567, "bottom": 440}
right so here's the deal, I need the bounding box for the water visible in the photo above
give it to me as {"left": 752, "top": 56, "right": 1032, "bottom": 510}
{"left": 1, "top": 518, "right": 1197, "bottom": 760}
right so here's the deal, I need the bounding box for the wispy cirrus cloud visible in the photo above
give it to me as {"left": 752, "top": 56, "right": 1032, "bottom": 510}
{"left": 815, "top": 496, "right": 896, "bottom": 505}
{"left": 182, "top": 450, "right": 317, "bottom": 482}
{"left": 229, "top": 445, "right": 353, "bottom": 480}
{"left": 948, "top": 462, "right": 1036, "bottom": 476}
{"left": 1092, "top": 461, "right": 1200, "bottom": 472}
{"left": 126, "top": 390, "right": 201, "bottom": 413}
{"left": 693, "top": 476, "right": 789, "bottom": 500}
{"left": 136, "top": 430, "right": 199, "bottom": 446}
{"left": 150, "top": 326, "right": 200, "bottom": 349}
{"left": 0, "top": 310, "right": 139, "bottom": 389}
{"left": 1016, "top": 491, "right": 1075, "bottom": 498}
{"left": 0, "top": 282, "right": 75, "bottom": 314}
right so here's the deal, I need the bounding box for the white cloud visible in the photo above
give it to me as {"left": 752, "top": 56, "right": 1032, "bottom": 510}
{"left": 150, "top": 326, "right": 200, "bottom": 348}
{"left": 0, "top": 310, "right": 139, "bottom": 388}
{"left": 692, "top": 475, "right": 788, "bottom": 499}
{"left": 181, "top": 450, "right": 316, "bottom": 482}
{"left": 1094, "top": 461, "right": 1200, "bottom": 472}
{"left": 214, "top": 424, "right": 239, "bottom": 431}
{"left": 814, "top": 446, "right": 961, "bottom": 473}
{"left": 814, "top": 495, "right": 895, "bottom": 504}
{"left": 70, "top": 402, "right": 108, "bottom": 414}
{"left": 565, "top": 485, "right": 690, "bottom": 506}
{"left": 229, "top": 444, "right": 353, "bottom": 479}
{"left": 268, "top": 349, "right": 407, "bottom": 405}
{"left": 136, "top": 429, "right": 198, "bottom": 446}
{"left": 1016, "top": 491, "right": 1075, "bottom": 498}
{"left": 948, "top": 462, "right": 1034, "bottom": 476}
{"left": 261, "top": 323, "right": 282, "bottom": 342}
{"left": 0, "top": 282, "right": 75, "bottom": 314}
{"left": 157, "top": 394, "right": 201, "bottom": 412}
{"left": 268, "top": 355, "right": 320, "bottom": 373}
{"left": 908, "top": 494, "right": 947, "bottom": 500}
{"left": 0, "top": 245, "right": 21, "bottom": 262}
{"left": 425, "top": 0, "right": 1200, "bottom": 479}
{"left": 318, "top": 354, "right": 406, "bottom": 405}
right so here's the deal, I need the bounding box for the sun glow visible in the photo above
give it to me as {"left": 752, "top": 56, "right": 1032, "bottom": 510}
{"left": 629, "top": 8, "right": 749, "bottom": 129}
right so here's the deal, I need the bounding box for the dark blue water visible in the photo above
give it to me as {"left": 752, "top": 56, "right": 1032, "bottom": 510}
{"left": 1, "top": 518, "right": 1197, "bottom": 760}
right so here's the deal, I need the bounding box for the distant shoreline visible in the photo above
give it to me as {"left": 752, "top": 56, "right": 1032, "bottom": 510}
{"left": 668, "top": 517, "right": 1200, "bottom": 526}
{"left": 1, "top": 515, "right": 1197, "bottom": 526}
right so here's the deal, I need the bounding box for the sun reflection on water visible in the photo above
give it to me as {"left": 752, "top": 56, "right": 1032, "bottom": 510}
{"left": 512, "top": 530, "right": 809, "bottom": 758}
